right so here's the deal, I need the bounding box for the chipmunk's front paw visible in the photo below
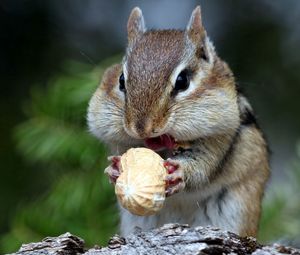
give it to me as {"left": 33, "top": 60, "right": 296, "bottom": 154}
{"left": 164, "top": 159, "right": 185, "bottom": 197}
{"left": 104, "top": 156, "right": 121, "bottom": 184}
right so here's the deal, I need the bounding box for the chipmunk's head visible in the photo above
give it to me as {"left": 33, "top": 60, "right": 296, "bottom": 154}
{"left": 88, "top": 6, "right": 240, "bottom": 147}
{"left": 121, "top": 6, "right": 240, "bottom": 141}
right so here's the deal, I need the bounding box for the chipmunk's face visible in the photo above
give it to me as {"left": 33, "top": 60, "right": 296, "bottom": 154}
{"left": 88, "top": 7, "right": 240, "bottom": 148}
{"left": 122, "top": 30, "right": 185, "bottom": 139}
{"left": 121, "top": 7, "right": 240, "bottom": 142}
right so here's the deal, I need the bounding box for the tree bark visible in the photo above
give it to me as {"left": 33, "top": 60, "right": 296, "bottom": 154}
{"left": 9, "top": 223, "right": 300, "bottom": 255}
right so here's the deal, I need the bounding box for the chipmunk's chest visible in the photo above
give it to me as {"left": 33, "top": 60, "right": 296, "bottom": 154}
{"left": 157, "top": 189, "right": 241, "bottom": 233}
{"left": 156, "top": 191, "right": 213, "bottom": 227}
{"left": 120, "top": 188, "right": 242, "bottom": 236}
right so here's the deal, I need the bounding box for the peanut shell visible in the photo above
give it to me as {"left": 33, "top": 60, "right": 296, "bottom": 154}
{"left": 115, "top": 148, "right": 166, "bottom": 216}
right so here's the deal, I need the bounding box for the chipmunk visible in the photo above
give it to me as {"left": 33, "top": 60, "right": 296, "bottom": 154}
{"left": 87, "top": 6, "right": 270, "bottom": 237}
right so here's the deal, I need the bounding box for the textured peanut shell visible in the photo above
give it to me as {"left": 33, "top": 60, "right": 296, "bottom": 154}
{"left": 115, "top": 148, "right": 166, "bottom": 216}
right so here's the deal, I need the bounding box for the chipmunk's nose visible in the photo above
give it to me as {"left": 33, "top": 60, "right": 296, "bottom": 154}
{"left": 134, "top": 118, "right": 153, "bottom": 138}
{"left": 126, "top": 118, "right": 153, "bottom": 139}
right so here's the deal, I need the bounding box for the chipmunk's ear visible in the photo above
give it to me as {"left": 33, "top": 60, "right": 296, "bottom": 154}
{"left": 127, "top": 7, "right": 146, "bottom": 47}
{"left": 186, "top": 6, "right": 215, "bottom": 63}
{"left": 186, "top": 6, "right": 205, "bottom": 44}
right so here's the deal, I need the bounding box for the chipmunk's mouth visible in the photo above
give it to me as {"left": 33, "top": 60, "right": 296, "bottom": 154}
{"left": 144, "top": 134, "right": 176, "bottom": 152}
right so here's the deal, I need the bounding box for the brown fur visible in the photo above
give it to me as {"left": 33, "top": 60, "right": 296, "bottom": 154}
{"left": 125, "top": 30, "right": 185, "bottom": 138}
{"left": 87, "top": 6, "right": 270, "bottom": 237}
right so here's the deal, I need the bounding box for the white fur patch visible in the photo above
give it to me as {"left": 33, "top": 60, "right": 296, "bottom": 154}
{"left": 169, "top": 62, "right": 206, "bottom": 100}
{"left": 170, "top": 62, "right": 187, "bottom": 85}
{"left": 205, "top": 37, "right": 215, "bottom": 65}
{"left": 119, "top": 187, "right": 242, "bottom": 236}
{"left": 123, "top": 62, "right": 128, "bottom": 81}
{"left": 176, "top": 71, "right": 206, "bottom": 100}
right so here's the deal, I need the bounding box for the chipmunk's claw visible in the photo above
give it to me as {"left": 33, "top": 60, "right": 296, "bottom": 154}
{"left": 164, "top": 160, "right": 179, "bottom": 174}
{"left": 104, "top": 156, "right": 121, "bottom": 184}
{"left": 164, "top": 158, "right": 185, "bottom": 197}
{"left": 166, "top": 181, "right": 185, "bottom": 196}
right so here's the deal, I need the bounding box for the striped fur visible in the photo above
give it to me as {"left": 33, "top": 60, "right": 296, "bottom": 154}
{"left": 87, "top": 6, "right": 270, "bottom": 237}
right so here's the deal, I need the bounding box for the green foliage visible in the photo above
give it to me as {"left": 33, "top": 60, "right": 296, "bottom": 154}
{"left": 0, "top": 59, "right": 120, "bottom": 253}
{"left": 259, "top": 146, "right": 300, "bottom": 243}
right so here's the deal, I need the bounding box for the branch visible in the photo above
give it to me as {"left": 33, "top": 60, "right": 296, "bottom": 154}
{"left": 9, "top": 224, "right": 300, "bottom": 255}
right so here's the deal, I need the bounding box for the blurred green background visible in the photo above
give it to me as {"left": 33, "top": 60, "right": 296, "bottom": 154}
{"left": 1, "top": 0, "right": 300, "bottom": 253}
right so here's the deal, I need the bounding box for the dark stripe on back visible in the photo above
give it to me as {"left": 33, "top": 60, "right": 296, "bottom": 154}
{"left": 241, "top": 107, "right": 258, "bottom": 126}
{"left": 237, "top": 94, "right": 271, "bottom": 157}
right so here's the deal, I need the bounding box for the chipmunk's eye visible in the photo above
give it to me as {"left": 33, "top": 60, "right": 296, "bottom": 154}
{"left": 174, "top": 70, "right": 189, "bottom": 93}
{"left": 119, "top": 73, "right": 126, "bottom": 92}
